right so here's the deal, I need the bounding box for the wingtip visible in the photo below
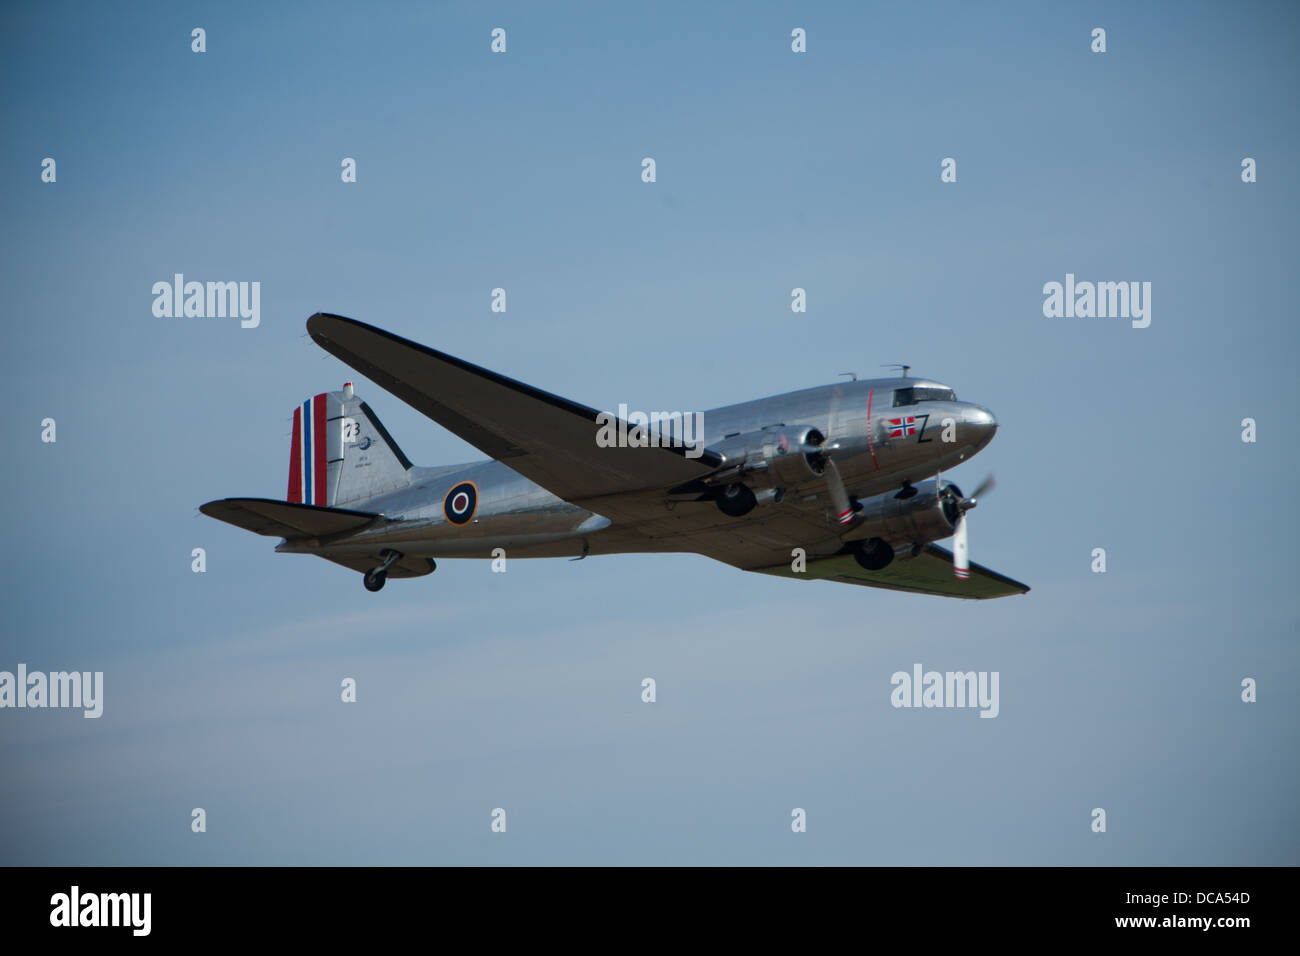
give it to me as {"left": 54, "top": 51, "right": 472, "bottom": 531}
{"left": 305, "top": 312, "right": 358, "bottom": 337}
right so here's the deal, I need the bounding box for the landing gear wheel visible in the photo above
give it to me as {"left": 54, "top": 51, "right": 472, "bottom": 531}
{"left": 363, "top": 549, "right": 403, "bottom": 592}
{"left": 716, "top": 483, "right": 757, "bottom": 517}
{"left": 852, "top": 537, "right": 895, "bottom": 571}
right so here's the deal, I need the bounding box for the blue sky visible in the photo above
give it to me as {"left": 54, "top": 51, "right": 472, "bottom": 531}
{"left": 1, "top": 0, "right": 1296, "bottom": 864}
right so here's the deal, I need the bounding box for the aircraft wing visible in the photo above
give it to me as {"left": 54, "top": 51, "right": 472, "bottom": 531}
{"left": 751, "top": 543, "right": 1029, "bottom": 599}
{"left": 306, "top": 313, "right": 722, "bottom": 501}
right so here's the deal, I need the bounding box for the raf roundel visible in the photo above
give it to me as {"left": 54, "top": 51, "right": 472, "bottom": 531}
{"left": 443, "top": 481, "right": 478, "bottom": 525}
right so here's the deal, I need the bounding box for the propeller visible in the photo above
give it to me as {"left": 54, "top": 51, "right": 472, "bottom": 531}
{"left": 809, "top": 438, "right": 857, "bottom": 525}
{"left": 949, "top": 474, "right": 994, "bottom": 581}
{"left": 962, "top": 474, "right": 996, "bottom": 508}
{"left": 953, "top": 515, "right": 970, "bottom": 580}
{"left": 823, "top": 456, "right": 856, "bottom": 525}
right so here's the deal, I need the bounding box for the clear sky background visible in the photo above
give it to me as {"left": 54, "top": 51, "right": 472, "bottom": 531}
{"left": 2, "top": 0, "right": 1296, "bottom": 865}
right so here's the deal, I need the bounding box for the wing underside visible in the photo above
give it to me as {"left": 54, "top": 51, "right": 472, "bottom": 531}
{"left": 752, "top": 543, "right": 1029, "bottom": 599}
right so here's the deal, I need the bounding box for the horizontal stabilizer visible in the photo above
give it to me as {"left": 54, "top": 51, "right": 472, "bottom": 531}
{"left": 199, "top": 497, "right": 381, "bottom": 539}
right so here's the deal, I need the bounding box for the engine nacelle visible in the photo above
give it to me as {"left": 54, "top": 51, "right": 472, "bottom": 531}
{"left": 712, "top": 424, "right": 828, "bottom": 488}
{"left": 843, "top": 479, "right": 963, "bottom": 548}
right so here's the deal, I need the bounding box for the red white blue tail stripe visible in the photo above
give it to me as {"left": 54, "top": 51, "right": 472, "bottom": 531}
{"left": 288, "top": 394, "right": 328, "bottom": 504}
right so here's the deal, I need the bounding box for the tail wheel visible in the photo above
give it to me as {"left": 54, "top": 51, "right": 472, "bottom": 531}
{"left": 716, "top": 483, "right": 757, "bottom": 517}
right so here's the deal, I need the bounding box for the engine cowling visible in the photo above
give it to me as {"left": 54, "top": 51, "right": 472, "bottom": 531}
{"left": 711, "top": 425, "right": 828, "bottom": 487}
{"left": 843, "top": 479, "right": 963, "bottom": 548}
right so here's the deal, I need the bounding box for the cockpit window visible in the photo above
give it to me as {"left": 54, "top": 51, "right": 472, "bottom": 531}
{"left": 892, "top": 386, "right": 955, "bottom": 407}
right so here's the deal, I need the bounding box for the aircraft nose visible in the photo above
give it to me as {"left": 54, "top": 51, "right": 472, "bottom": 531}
{"left": 964, "top": 406, "right": 998, "bottom": 449}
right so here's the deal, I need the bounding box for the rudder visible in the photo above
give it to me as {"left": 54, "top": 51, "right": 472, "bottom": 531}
{"left": 288, "top": 383, "right": 412, "bottom": 506}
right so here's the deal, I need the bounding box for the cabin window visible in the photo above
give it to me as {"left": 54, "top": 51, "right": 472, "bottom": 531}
{"left": 892, "top": 386, "right": 955, "bottom": 407}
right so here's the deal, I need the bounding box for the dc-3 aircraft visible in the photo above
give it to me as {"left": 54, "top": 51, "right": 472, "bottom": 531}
{"left": 200, "top": 314, "right": 1029, "bottom": 599}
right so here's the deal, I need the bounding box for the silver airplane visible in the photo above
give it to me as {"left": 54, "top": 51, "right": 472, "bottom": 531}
{"left": 200, "top": 313, "right": 1028, "bottom": 599}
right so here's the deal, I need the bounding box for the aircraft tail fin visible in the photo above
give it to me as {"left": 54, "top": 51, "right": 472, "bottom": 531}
{"left": 288, "top": 385, "right": 413, "bottom": 507}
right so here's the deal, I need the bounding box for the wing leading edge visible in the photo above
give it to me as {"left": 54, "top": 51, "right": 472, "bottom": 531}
{"left": 753, "top": 544, "right": 1030, "bottom": 599}
{"left": 306, "top": 313, "right": 721, "bottom": 503}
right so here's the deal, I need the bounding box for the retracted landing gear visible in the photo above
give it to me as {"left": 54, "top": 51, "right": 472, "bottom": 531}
{"left": 852, "top": 537, "right": 895, "bottom": 571}
{"left": 363, "top": 549, "right": 404, "bottom": 592}
{"left": 716, "top": 482, "right": 757, "bottom": 517}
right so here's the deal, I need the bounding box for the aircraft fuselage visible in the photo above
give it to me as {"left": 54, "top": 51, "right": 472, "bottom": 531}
{"left": 275, "top": 376, "right": 997, "bottom": 563}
